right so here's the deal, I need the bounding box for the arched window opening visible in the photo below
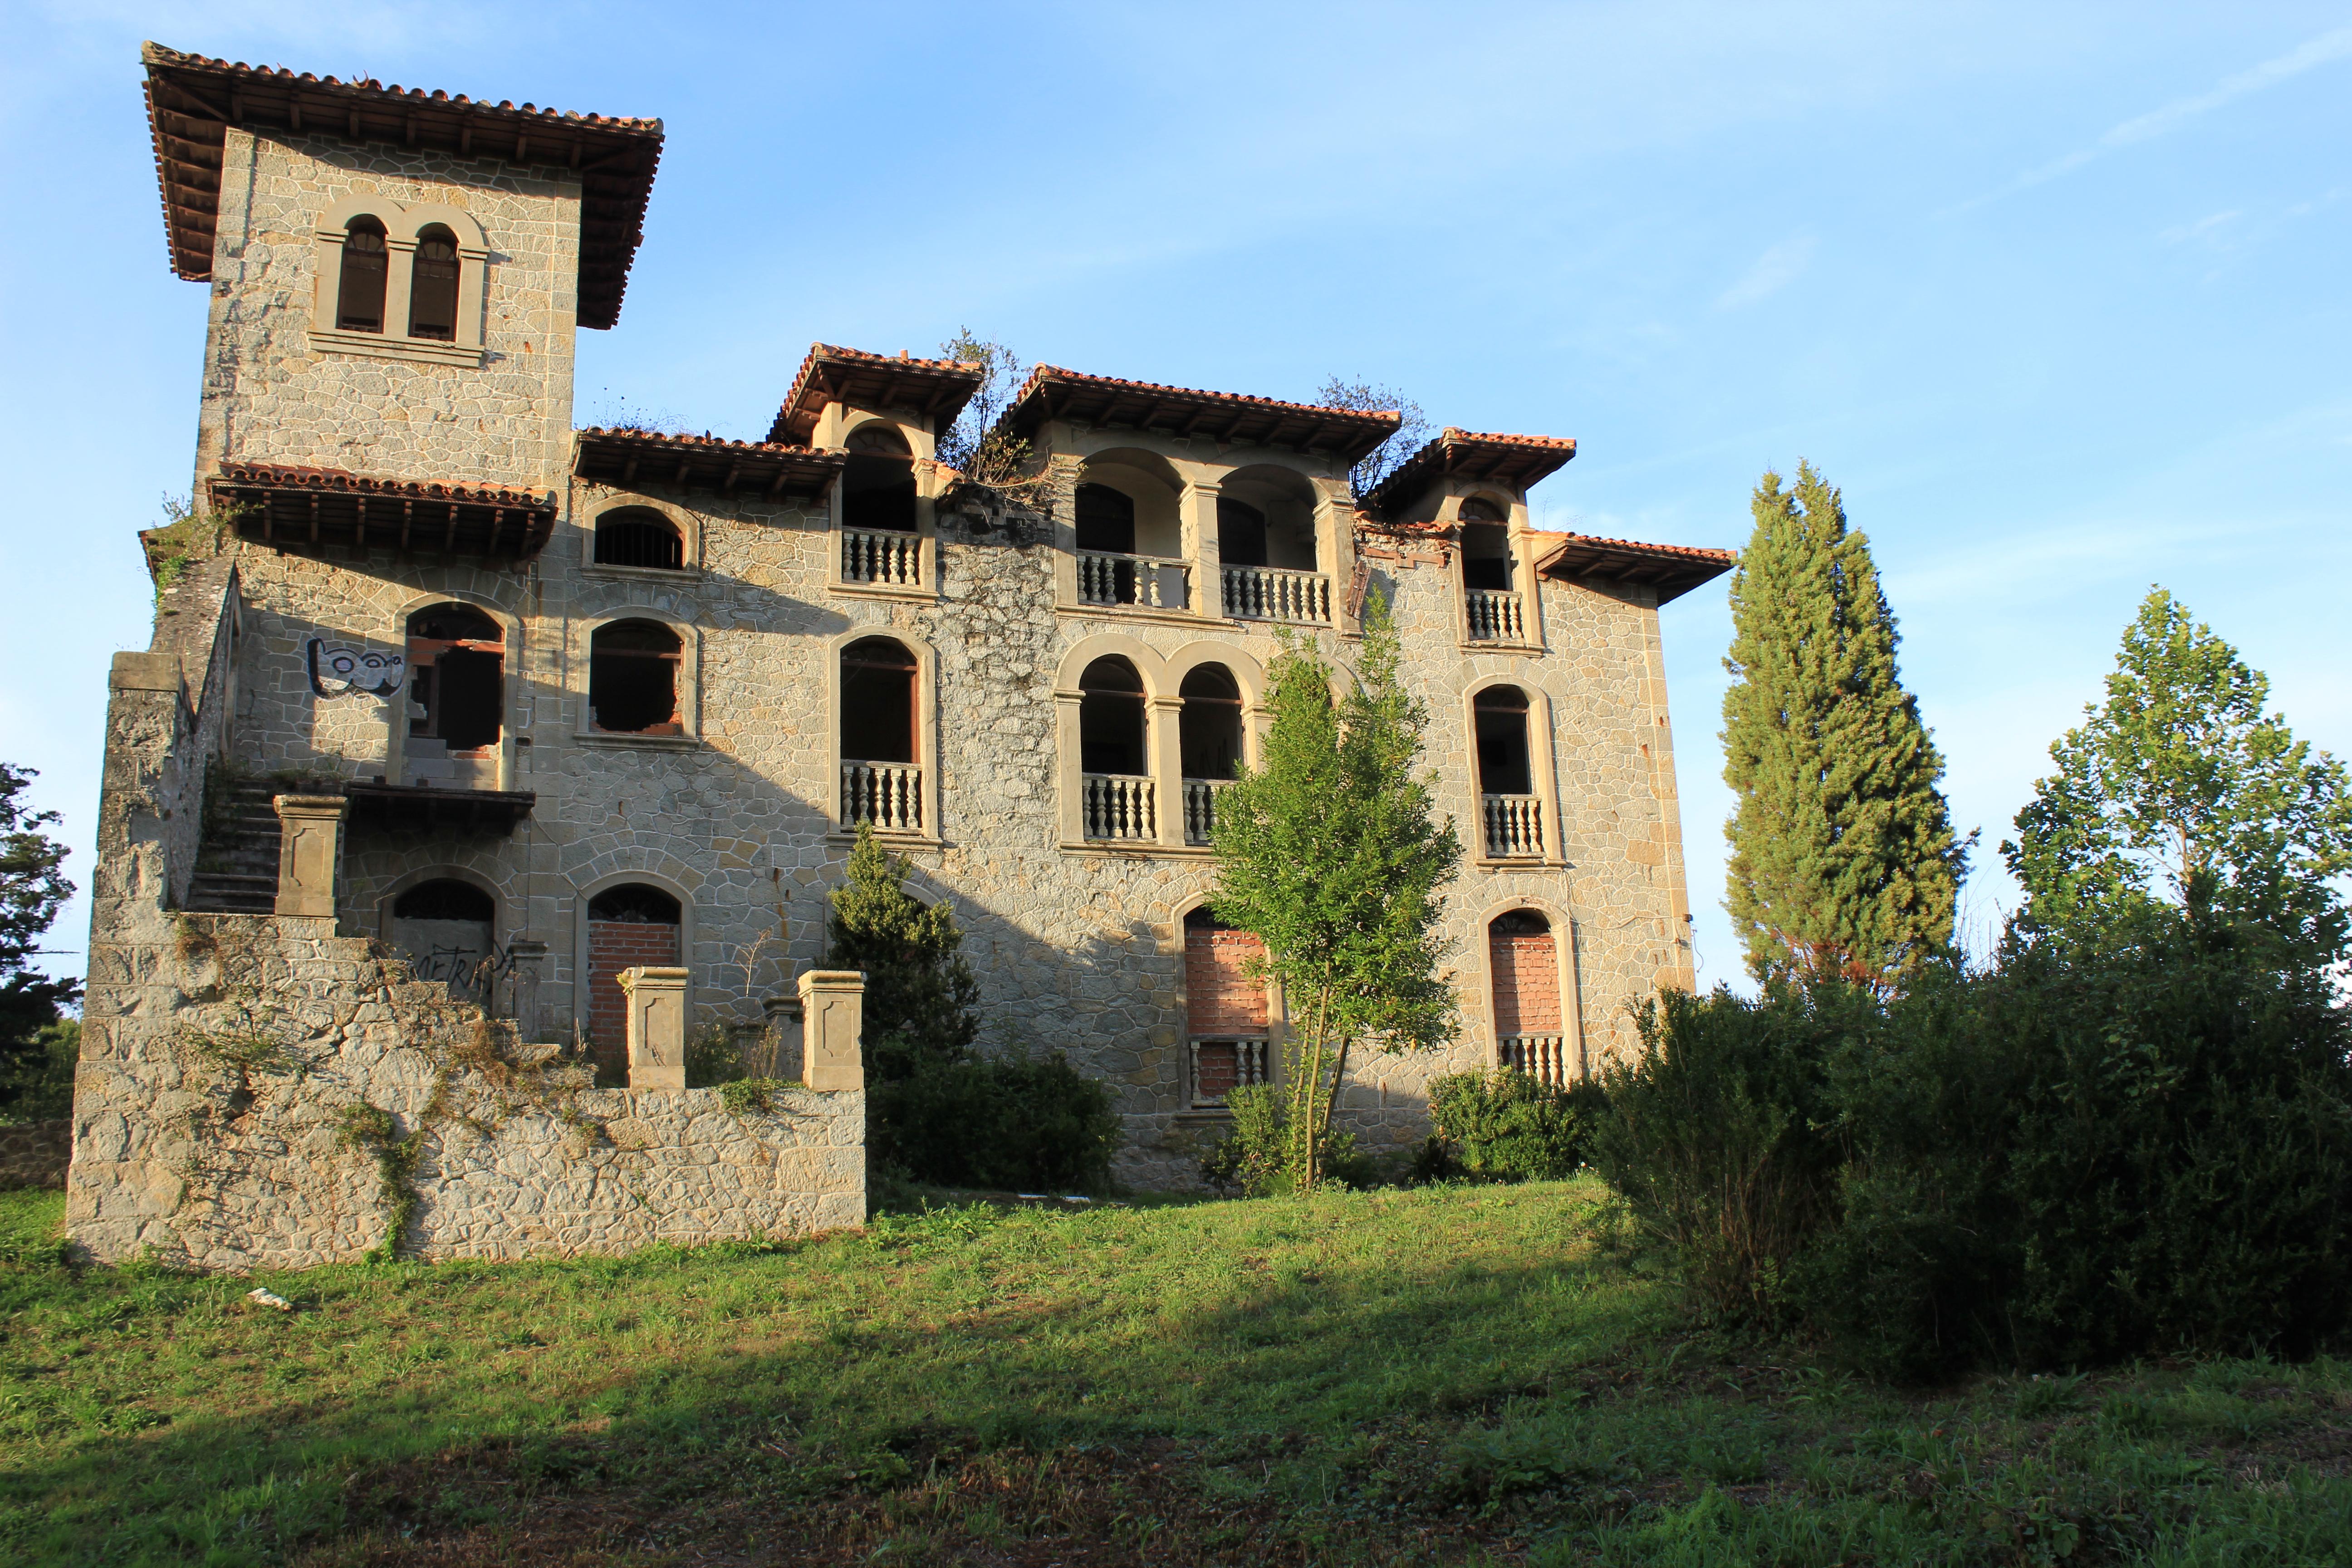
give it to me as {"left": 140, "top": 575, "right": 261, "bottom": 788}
{"left": 1185, "top": 905, "right": 1270, "bottom": 1107}
{"left": 1459, "top": 496, "right": 1507, "bottom": 523}
{"left": 405, "top": 603, "right": 503, "bottom": 760}
{"left": 389, "top": 878, "right": 495, "bottom": 992}
{"left": 840, "top": 637, "right": 922, "bottom": 832}
{"left": 1179, "top": 663, "right": 1243, "bottom": 845}
{"left": 336, "top": 216, "right": 389, "bottom": 333}
{"left": 1489, "top": 909, "right": 1568, "bottom": 1084}
{"left": 1461, "top": 520, "right": 1513, "bottom": 592}
{"left": 1217, "top": 499, "right": 1268, "bottom": 568}
{"left": 1473, "top": 686, "right": 1533, "bottom": 796}
{"left": 843, "top": 425, "right": 917, "bottom": 533}
{"left": 584, "top": 883, "right": 682, "bottom": 1080}
{"left": 408, "top": 223, "right": 461, "bottom": 340}
{"left": 589, "top": 619, "right": 683, "bottom": 735}
{"left": 593, "top": 507, "right": 685, "bottom": 570}
{"left": 1075, "top": 483, "right": 1137, "bottom": 554}
{"left": 1079, "top": 657, "right": 1147, "bottom": 776}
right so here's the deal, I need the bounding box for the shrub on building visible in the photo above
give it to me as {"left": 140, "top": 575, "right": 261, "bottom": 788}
{"left": 1421, "top": 1069, "right": 1604, "bottom": 1183}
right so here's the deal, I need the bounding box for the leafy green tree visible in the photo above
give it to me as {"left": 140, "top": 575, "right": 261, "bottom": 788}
{"left": 2004, "top": 588, "right": 2352, "bottom": 960}
{"left": 1721, "top": 461, "right": 1968, "bottom": 988}
{"left": 1313, "top": 376, "right": 1430, "bottom": 498}
{"left": 0, "top": 764, "right": 78, "bottom": 1116}
{"left": 1209, "top": 591, "right": 1461, "bottom": 1188}
{"left": 823, "top": 822, "right": 980, "bottom": 1081}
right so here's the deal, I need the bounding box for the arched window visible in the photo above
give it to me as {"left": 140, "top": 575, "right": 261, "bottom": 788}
{"left": 1217, "top": 499, "right": 1268, "bottom": 568}
{"left": 1179, "top": 663, "right": 1243, "bottom": 845}
{"left": 1185, "top": 905, "right": 1270, "bottom": 1107}
{"left": 336, "top": 216, "right": 389, "bottom": 333}
{"left": 1473, "top": 686, "right": 1533, "bottom": 796}
{"left": 842, "top": 425, "right": 917, "bottom": 533}
{"left": 589, "top": 619, "right": 683, "bottom": 735}
{"left": 1459, "top": 496, "right": 1507, "bottom": 523}
{"left": 840, "top": 637, "right": 922, "bottom": 832}
{"left": 408, "top": 223, "right": 461, "bottom": 340}
{"left": 584, "top": 883, "right": 682, "bottom": 1080}
{"left": 1075, "top": 484, "right": 1137, "bottom": 554}
{"left": 1079, "top": 656, "right": 1152, "bottom": 840}
{"left": 1461, "top": 519, "right": 1513, "bottom": 592}
{"left": 1489, "top": 910, "right": 1568, "bottom": 1084}
{"left": 593, "top": 507, "right": 685, "bottom": 570}
{"left": 405, "top": 603, "right": 503, "bottom": 758}
{"left": 389, "top": 878, "right": 495, "bottom": 992}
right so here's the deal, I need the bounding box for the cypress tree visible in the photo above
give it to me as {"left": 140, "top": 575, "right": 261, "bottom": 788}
{"left": 1720, "top": 461, "right": 1967, "bottom": 987}
{"left": 823, "top": 821, "right": 980, "bottom": 1080}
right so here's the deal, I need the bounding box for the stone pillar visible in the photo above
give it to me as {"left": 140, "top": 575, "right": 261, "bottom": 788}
{"left": 798, "top": 970, "right": 867, "bottom": 1092}
{"left": 762, "top": 994, "right": 804, "bottom": 1081}
{"left": 271, "top": 795, "right": 348, "bottom": 919}
{"left": 1150, "top": 695, "right": 1187, "bottom": 850}
{"left": 617, "top": 965, "right": 690, "bottom": 1090}
{"left": 1181, "top": 480, "right": 1223, "bottom": 618}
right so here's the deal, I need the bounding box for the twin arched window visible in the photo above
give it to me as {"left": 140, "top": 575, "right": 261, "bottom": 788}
{"left": 331, "top": 213, "right": 473, "bottom": 343}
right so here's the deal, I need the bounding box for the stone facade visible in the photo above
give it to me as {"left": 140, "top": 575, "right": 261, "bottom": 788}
{"left": 69, "top": 49, "right": 1724, "bottom": 1263}
{"left": 0, "top": 1121, "right": 70, "bottom": 1191}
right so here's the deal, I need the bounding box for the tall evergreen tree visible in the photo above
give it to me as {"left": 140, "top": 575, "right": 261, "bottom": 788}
{"left": 1721, "top": 462, "right": 1967, "bottom": 987}
{"left": 2004, "top": 588, "right": 2352, "bottom": 961}
{"left": 823, "top": 822, "right": 980, "bottom": 1081}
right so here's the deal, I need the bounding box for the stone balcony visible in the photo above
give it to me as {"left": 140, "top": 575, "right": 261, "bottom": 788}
{"left": 1482, "top": 793, "right": 1544, "bottom": 859}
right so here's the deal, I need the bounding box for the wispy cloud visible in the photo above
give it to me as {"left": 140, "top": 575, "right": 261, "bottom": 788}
{"left": 2160, "top": 209, "right": 2242, "bottom": 246}
{"left": 1716, "top": 235, "right": 1816, "bottom": 309}
{"left": 1952, "top": 24, "right": 2352, "bottom": 212}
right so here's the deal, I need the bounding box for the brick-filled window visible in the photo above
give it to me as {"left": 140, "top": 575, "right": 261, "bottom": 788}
{"left": 584, "top": 884, "right": 682, "bottom": 1081}
{"left": 1186, "top": 906, "right": 1269, "bottom": 1107}
{"left": 1490, "top": 909, "right": 1569, "bottom": 1085}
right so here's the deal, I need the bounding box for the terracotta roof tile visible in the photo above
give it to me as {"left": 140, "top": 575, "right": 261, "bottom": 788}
{"left": 213, "top": 460, "right": 554, "bottom": 511}
{"left": 573, "top": 428, "right": 844, "bottom": 502}
{"left": 1003, "top": 367, "right": 1400, "bottom": 463}
{"left": 1531, "top": 531, "right": 1734, "bottom": 606}
{"left": 768, "top": 345, "right": 985, "bottom": 446}
{"left": 1362, "top": 428, "right": 1578, "bottom": 516}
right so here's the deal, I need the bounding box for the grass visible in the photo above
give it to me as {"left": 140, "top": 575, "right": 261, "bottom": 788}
{"left": 1, "top": 1179, "right": 2347, "bottom": 1565}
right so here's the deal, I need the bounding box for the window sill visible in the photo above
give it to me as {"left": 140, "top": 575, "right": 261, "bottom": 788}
{"left": 580, "top": 564, "right": 704, "bottom": 585}
{"left": 825, "top": 827, "right": 942, "bottom": 850}
{"left": 577, "top": 730, "right": 702, "bottom": 750}
{"left": 1057, "top": 840, "right": 1216, "bottom": 861}
{"left": 1054, "top": 603, "right": 1208, "bottom": 632}
{"left": 829, "top": 580, "right": 936, "bottom": 604}
{"left": 1473, "top": 855, "right": 1565, "bottom": 872}
{"left": 1459, "top": 639, "right": 1548, "bottom": 657}
{"left": 1172, "top": 1107, "right": 1237, "bottom": 1127}
{"left": 307, "top": 326, "right": 486, "bottom": 368}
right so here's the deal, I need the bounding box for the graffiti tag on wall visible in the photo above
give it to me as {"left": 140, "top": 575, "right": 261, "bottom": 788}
{"left": 307, "top": 640, "right": 405, "bottom": 699}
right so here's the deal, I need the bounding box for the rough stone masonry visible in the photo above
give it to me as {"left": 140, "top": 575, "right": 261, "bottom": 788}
{"left": 66, "top": 44, "right": 1730, "bottom": 1267}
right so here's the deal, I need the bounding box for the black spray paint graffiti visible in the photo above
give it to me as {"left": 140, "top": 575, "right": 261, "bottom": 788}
{"left": 307, "top": 640, "right": 406, "bottom": 699}
{"left": 411, "top": 941, "right": 521, "bottom": 1001}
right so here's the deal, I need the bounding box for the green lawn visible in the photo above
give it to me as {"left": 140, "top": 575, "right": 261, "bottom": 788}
{"left": 2, "top": 1180, "right": 2347, "bottom": 1565}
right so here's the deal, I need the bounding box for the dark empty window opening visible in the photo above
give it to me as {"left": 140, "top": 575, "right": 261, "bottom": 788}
{"left": 393, "top": 879, "right": 495, "bottom": 922}
{"left": 843, "top": 429, "right": 917, "bottom": 533}
{"left": 841, "top": 637, "right": 918, "bottom": 764}
{"left": 1075, "top": 483, "right": 1137, "bottom": 554}
{"left": 1462, "top": 521, "right": 1513, "bottom": 592}
{"left": 1180, "top": 663, "right": 1244, "bottom": 780}
{"left": 408, "top": 224, "right": 461, "bottom": 340}
{"left": 589, "top": 884, "right": 681, "bottom": 924}
{"left": 594, "top": 508, "right": 685, "bottom": 569}
{"left": 405, "top": 603, "right": 503, "bottom": 752}
{"left": 1217, "top": 499, "right": 1268, "bottom": 568}
{"left": 1490, "top": 908, "right": 1549, "bottom": 937}
{"left": 336, "top": 216, "right": 388, "bottom": 333}
{"left": 590, "top": 619, "right": 684, "bottom": 735}
{"left": 1079, "top": 656, "right": 1147, "bottom": 776}
{"left": 1474, "top": 686, "right": 1534, "bottom": 796}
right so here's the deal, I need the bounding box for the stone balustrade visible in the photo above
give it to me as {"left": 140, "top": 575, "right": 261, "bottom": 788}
{"left": 842, "top": 527, "right": 922, "bottom": 588}
{"left": 1082, "top": 773, "right": 1156, "bottom": 841}
{"left": 1499, "top": 1033, "right": 1573, "bottom": 1087}
{"left": 1078, "top": 550, "right": 1187, "bottom": 610}
{"left": 1465, "top": 588, "right": 1526, "bottom": 642}
{"left": 1190, "top": 1036, "right": 1271, "bottom": 1108}
{"left": 842, "top": 760, "right": 924, "bottom": 833}
{"left": 1482, "top": 793, "right": 1544, "bottom": 859}
{"left": 1181, "top": 777, "right": 1229, "bottom": 845}
{"left": 1223, "top": 564, "right": 1330, "bottom": 624}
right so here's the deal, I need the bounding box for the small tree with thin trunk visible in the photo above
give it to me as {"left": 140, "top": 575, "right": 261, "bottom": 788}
{"left": 1208, "top": 592, "right": 1461, "bottom": 1188}
{"left": 2004, "top": 587, "right": 2352, "bottom": 964}
{"left": 823, "top": 822, "right": 980, "bottom": 1081}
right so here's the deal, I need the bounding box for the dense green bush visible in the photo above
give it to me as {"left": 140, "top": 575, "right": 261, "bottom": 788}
{"left": 1591, "top": 910, "right": 2352, "bottom": 1378}
{"left": 1421, "top": 1069, "right": 1602, "bottom": 1182}
{"left": 1200, "top": 1083, "right": 1373, "bottom": 1195}
{"left": 872, "top": 1048, "right": 1119, "bottom": 1194}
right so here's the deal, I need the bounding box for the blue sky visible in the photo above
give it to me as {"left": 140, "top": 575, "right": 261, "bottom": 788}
{"left": 3, "top": 2, "right": 2347, "bottom": 990}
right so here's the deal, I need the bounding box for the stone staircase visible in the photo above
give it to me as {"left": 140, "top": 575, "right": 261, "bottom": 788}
{"left": 184, "top": 779, "right": 306, "bottom": 915}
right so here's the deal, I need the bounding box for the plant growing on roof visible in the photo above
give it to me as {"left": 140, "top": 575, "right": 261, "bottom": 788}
{"left": 1720, "top": 461, "right": 1969, "bottom": 990}
{"left": 934, "top": 330, "right": 1034, "bottom": 489}
{"left": 1207, "top": 590, "right": 1462, "bottom": 1190}
{"left": 142, "top": 493, "right": 250, "bottom": 601}
{"left": 1315, "top": 376, "right": 1430, "bottom": 499}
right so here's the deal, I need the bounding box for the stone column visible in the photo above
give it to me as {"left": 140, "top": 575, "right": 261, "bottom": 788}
{"left": 1181, "top": 480, "right": 1223, "bottom": 618}
{"left": 617, "top": 965, "right": 690, "bottom": 1090}
{"left": 798, "top": 970, "right": 867, "bottom": 1092}
{"left": 1150, "top": 694, "right": 1187, "bottom": 850}
{"left": 762, "top": 994, "right": 804, "bottom": 1081}
{"left": 271, "top": 796, "right": 348, "bottom": 920}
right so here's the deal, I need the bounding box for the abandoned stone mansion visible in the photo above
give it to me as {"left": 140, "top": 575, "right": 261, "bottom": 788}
{"left": 66, "top": 44, "right": 1729, "bottom": 1267}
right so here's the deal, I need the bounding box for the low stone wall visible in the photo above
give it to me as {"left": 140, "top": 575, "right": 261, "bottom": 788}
{"left": 0, "top": 1120, "right": 70, "bottom": 1190}
{"left": 69, "top": 912, "right": 864, "bottom": 1273}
